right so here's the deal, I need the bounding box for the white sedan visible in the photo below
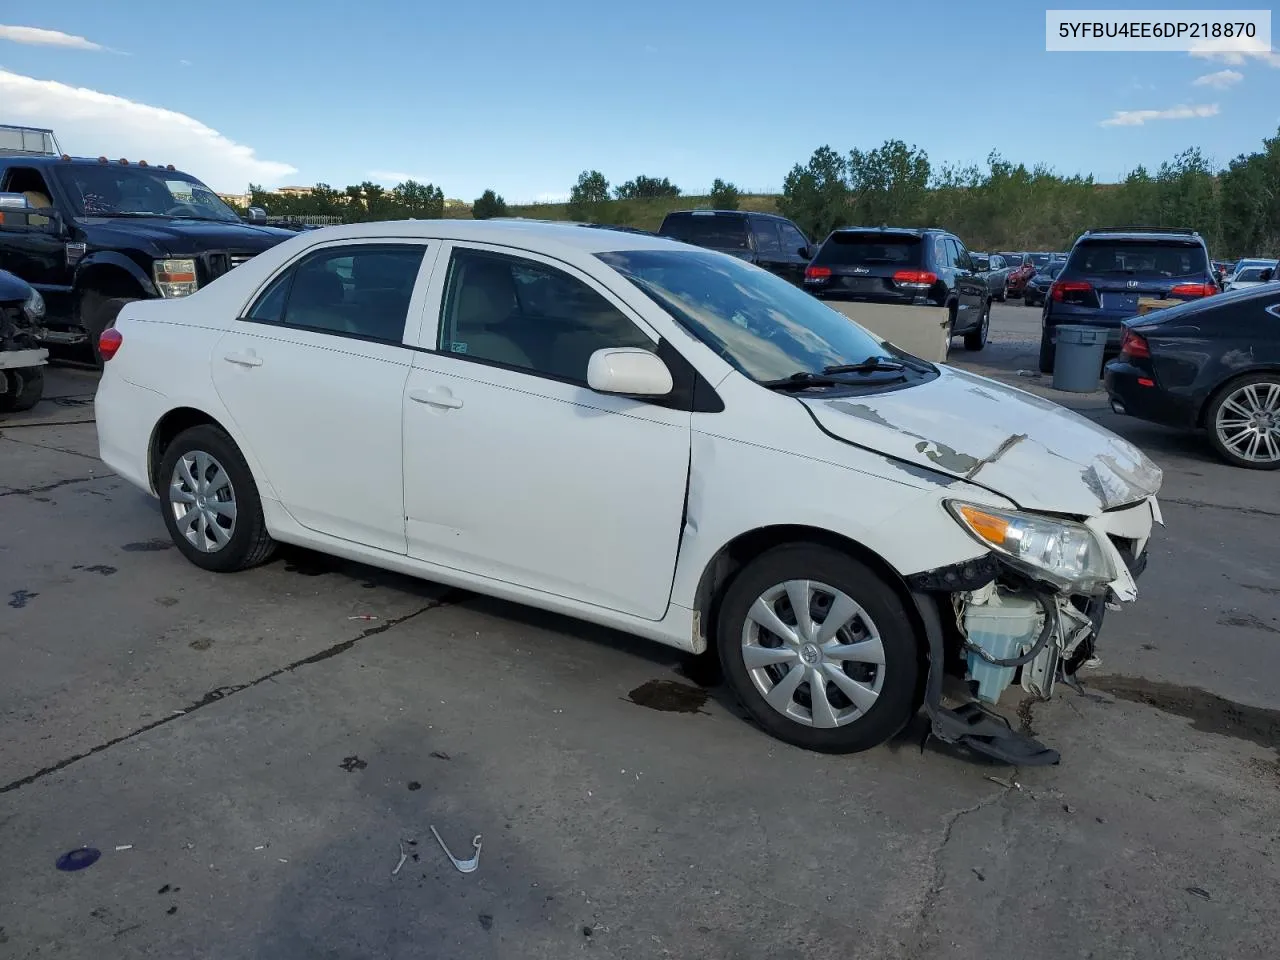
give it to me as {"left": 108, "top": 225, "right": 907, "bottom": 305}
{"left": 95, "top": 220, "right": 1163, "bottom": 762}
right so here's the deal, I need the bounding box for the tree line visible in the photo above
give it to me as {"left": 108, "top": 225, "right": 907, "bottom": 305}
{"left": 230, "top": 127, "right": 1280, "bottom": 256}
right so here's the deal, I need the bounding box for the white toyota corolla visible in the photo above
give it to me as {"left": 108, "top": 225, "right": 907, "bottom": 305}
{"left": 95, "top": 219, "right": 1162, "bottom": 763}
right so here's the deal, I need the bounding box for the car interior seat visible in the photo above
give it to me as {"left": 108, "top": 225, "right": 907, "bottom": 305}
{"left": 449, "top": 260, "right": 533, "bottom": 369}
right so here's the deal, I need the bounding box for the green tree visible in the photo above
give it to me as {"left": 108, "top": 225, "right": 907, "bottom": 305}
{"left": 393, "top": 180, "right": 445, "bottom": 218}
{"left": 471, "top": 189, "right": 508, "bottom": 219}
{"left": 613, "top": 175, "right": 680, "bottom": 200}
{"left": 709, "top": 178, "right": 740, "bottom": 210}
{"left": 846, "top": 139, "right": 931, "bottom": 225}
{"left": 570, "top": 170, "right": 610, "bottom": 204}
{"left": 779, "top": 145, "right": 849, "bottom": 240}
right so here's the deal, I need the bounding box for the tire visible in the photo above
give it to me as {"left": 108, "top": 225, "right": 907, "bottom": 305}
{"left": 1204, "top": 373, "right": 1280, "bottom": 470}
{"left": 1038, "top": 332, "right": 1055, "bottom": 374}
{"left": 81, "top": 291, "right": 139, "bottom": 366}
{"left": 715, "top": 544, "right": 921, "bottom": 754}
{"left": 964, "top": 300, "right": 990, "bottom": 351}
{"left": 0, "top": 366, "right": 44, "bottom": 413}
{"left": 157, "top": 424, "right": 277, "bottom": 571}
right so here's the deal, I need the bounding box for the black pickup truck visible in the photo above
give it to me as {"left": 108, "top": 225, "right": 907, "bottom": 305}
{"left": 0, "top": 151, "right": 296, "bottom": 363}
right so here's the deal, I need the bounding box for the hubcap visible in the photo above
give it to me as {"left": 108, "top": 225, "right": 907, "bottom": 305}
{"left": 1215, "top": 382, "right": 1280, "bottom": 464}
{"left": 741, "top": 580, "right": 886, "bottom": 729}
{"left": 169, "top": 450, "right": 237, "bottom": 552}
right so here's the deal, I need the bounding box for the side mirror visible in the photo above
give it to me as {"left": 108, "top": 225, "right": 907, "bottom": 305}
{"left": 587, "top": 348, "right": 673, "bottom": 397}
{"left": 799, "top": 246, "right": 813, "bottom": 259}
{"left": 247, "top": 206, "right": 268, "bottom": 225}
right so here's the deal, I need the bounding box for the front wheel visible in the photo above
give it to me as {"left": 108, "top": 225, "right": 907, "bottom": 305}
{"left": 964, "top": 300, "right": 990, "bottom": 351}
{"left": 158, "top": 424, "right": 278, "bottom": 571}
{"left": 1205, "top": 374, "right": 1280, "bottom": 469}
{"left": 716, "top": 544, "right": 921, "bottom": 754}
{"left": 0, "top": 366, "right": 44, "bottom": 413}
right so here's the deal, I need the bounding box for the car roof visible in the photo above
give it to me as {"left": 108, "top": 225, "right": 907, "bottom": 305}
{"left": 302, "top": 218, "right": 684, "bottom": 255}
{"left": 1074, "top": 231, "right": 1202, "bottom": 244}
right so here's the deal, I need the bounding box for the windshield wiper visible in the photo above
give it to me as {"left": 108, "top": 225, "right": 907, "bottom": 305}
{"left": 823, "top": 356, "right": 906, "bottom": 374}
{"left": 760, "top": 367, "right": 907, "bottom": 391}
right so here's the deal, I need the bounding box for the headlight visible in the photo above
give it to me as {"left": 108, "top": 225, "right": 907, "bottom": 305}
{"left": 945, "top": 500, "right": 1115, "bottom": 591}
{"left": 23, "top": 287, "right": 45, "bottom": 321}
{"left": 153, "top": 258, "right": 199, "bottom": 298}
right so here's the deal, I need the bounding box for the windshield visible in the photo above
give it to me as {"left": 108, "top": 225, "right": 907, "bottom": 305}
{"left": 53, "top": 165, "right": 242, "bottom": 222}
{"left": 1030, "top": 253, "right": 1054, "bottom": 267}
{"left": 1038, "top": 262, "right": 1065, "bottom": 279}
{"left": 660, "top": 214, "right": 750, "bottom": 250}
{"left": 598, "top": 249, "right": 898, "bottom": 382}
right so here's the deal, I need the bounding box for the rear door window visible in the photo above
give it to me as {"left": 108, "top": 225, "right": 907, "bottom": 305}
{"left": 751, "top": 218, "right": 782, "bottom": 256}
{"left": 659, "top": 213, "right": 750, "bottom": 250}
{"left": 778, "top": 221, "right": 809, "bottom": 256}
{"left": 1070, "top": 241, "right": 1209, "bottom": 278}
{"left": 816, "top": 231, "right": 924, "bottom": 266}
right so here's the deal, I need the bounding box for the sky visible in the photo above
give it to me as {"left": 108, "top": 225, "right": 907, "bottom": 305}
{"left": 2, "top": 1, "right": 1279, "bottom": 201}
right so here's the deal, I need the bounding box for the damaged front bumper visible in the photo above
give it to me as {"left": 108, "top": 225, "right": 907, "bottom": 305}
{"left": 907, "top": 494, "right": 1160, "bottom": 766}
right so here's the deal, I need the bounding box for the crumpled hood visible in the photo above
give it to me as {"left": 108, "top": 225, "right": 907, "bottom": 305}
{"left": 802, "top": 365, "right": 1162, "bottom": 516}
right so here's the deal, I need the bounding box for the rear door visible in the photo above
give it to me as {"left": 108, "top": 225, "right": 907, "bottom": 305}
{"left": 749, "top": 217, "right": 788, "bottom": 280}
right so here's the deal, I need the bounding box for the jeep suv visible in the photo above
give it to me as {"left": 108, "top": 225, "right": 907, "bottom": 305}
{"left": 0, "top": 151, "right": 296, "bottom": 364}
{"left": 1038, "top": 227, "right": 1217, "bottom": 373}
{"left": 803, "top": 226, "right": 992, "bottom": 350}
{"left": 657, "top": 210, "right": 814, "bottom": 285}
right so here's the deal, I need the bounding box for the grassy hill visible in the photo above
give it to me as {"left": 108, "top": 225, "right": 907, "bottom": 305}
{"left": 444, "top": 194, "right": 782, "bottom": 231}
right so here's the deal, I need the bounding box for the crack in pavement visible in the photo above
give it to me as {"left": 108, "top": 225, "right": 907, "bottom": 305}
{"left": 0, "top": 431, "right": 104, "bottom": 463}
{"left": 0, "top": 590, "right": 464, "bottom": 795}
{"left": 1159, "top": 497, "right": 1280, "bottom": 519}
{"left": 0, "top": 473, "right": 114, "bottom": 498}
{"left": 908, "top": 776, "right": 1019, "bottom": 959}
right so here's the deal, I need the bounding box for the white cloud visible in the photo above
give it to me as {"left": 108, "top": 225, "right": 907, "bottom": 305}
{"left": 1100, "top": 103, "right": 1220, "bottom": 127}
{"left": 1190, "top": 41, "right": 1280, "bottom": 68}
{"left": 368, "top": 169, "right": 434, "bottom": 185}
{"left": 0, "top": 24, "right": 107, "bottom": 51}
{"left": 179, "top": 58, "right": 192, "bottom": 66}
{"left": 0, "top": 68, "right": 296, "bottom": 191}
{"left": 1193, "top": 69, "right": 1243, "bottom": 89}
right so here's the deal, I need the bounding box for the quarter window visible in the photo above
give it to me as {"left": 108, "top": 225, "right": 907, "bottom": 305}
{"left": 439, "top": 249, "right": 654, "bottom": 382}
{"left": 244, "top": 244, "right": 425, "bottom": 343}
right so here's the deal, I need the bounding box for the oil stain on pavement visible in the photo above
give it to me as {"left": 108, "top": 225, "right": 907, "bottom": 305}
{"left": 1090, "top": 675, "right": 1280, "bottom": 754}
{"left": 626, "top": 679, "right": 710, "bottom": 714}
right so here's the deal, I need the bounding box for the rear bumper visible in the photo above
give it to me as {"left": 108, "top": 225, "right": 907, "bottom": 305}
{"left": 95, "top": 373, "right": 165, "bottom": 495}
{"left": 1103, "top": 360, "right": 1197, "bottom": 428}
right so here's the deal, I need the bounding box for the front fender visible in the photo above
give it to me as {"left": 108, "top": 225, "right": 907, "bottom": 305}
{"left": 74, "top": 251, "right": 158, "bottom": 300}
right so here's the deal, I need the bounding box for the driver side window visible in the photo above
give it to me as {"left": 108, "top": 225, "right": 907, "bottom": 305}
{"left": 438, "top": 249, "right": 655, "bottom": 383}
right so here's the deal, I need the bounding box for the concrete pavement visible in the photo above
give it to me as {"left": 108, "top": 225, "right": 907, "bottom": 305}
{"left": 1, "top": 321, "right": 1277, "bottom": 960}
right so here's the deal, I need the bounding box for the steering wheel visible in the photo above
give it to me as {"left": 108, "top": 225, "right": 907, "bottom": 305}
{"left": 164, "top": 203, "right": 199, "bottom": 216}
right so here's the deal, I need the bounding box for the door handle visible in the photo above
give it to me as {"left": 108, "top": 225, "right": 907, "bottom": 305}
{"left": 223, "top": 351, "right": 262, "bottom": 367}
{"left": 409, "top": 387, "right": 463, "bottom": 409}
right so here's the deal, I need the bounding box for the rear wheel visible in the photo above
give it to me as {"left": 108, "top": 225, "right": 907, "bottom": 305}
{"left": 1205, "top": 374, "right": 1280, "bottom": 469}
{"left": 1038, "top": 332, "right": 1055, "bottom": 374}
{"left": 0, "top": 366, "right": 44, "bottom": 413}
{"left": 716, "top": 544, "right": 920, "bottom": 754}
{"left": 158, "top": 424, "right": 277, "bottom": 571}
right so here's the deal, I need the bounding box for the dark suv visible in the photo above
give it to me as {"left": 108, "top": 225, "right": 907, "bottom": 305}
{"left": 1038, "top": 227, "right": 1218, "bottom": 372}
{"left": 0, "top": 151, "right": 296, "bottom": 363}
{"left": 802, "top": 226, "right": 991, "bottom": 350}
{"left": 657, "top": 210, "right": 814, "bottom": 285}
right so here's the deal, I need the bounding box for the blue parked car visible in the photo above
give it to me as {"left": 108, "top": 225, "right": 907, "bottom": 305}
{"left": 1038, "top": 227, "right": 1220, "bottom": 373}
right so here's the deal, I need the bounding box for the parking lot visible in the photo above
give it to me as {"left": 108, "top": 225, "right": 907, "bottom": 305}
{"left": 1, "top": 300, "right": 1277, "bottom": 960}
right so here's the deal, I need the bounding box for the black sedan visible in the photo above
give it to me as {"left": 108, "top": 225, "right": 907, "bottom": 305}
{"left": 1104, "top": 284, "right": 1280, "bottom": 469}
{"left": 1021, "top": 260, "right": 1065, "bottom": 307}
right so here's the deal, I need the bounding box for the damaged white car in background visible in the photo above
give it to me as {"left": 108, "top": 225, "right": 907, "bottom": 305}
{"left": 94, "top": 219, "right": 1162, "bottom": 766}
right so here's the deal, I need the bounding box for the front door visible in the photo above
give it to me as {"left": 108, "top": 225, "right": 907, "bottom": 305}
{"left": 210, "top": 239, "right": 435, "bottom": 554}
{"left": 402, "top": 243, "right": 691, "bottom": 620}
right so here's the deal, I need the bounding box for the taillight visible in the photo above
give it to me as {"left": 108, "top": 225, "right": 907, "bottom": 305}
{"left": 99, "top": 327, "right": 123, "bottom": 361}
{"left": 1119, "top": 328, "right": 1150, "bottom": 359}
{"left": 1051, "top": 280, "right": 1093, "bottom": 302}
{"left": 892, "top": 269, "right": 938, "bottom": 286}
{"left": 1169, "top": 282, "right": 1215, "bottom": 298}
{"left": 804, "top": 265, "right": 832, "bottom": 281}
